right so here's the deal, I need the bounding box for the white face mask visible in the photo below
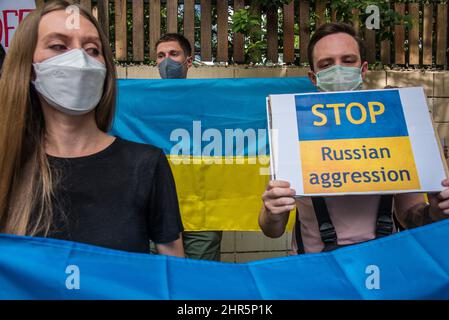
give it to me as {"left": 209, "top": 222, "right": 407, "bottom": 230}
{"left": 315, "top": 64, "right": 363, "bottom": 92}
{"left": 32, "top": 49, "right": 107, "bottom": 115}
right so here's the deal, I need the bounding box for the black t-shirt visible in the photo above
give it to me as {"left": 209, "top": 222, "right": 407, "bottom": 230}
{"left": 40, "top": 137, "right": 184, "bottom": 253}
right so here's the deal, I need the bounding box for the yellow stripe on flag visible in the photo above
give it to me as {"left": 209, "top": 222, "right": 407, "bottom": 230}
{"left": 168, "top": 155, "right": 296, "bottom": 231}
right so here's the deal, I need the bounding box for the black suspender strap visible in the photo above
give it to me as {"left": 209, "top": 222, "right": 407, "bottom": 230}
{"left": 295, "top": 195, "right": 395, "bottom": 254}
{"left": 295, "top": 209, "right": 306, "bottom": 254}
{"left": 375, "top": 195, "right": 394, "bottom": 238}
{"left": 311, "top": 196, "right": 338, "bottom": 252}
{"left": 393, "top": 210, "right": 405, "bottom": 232}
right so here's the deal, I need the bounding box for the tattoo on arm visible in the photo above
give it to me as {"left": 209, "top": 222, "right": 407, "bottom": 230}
{"left": 402, "top": 203, "right": 433, "bottom": 229}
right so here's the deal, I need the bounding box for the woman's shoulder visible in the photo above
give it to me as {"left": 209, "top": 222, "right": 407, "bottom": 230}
{"left": 106, "top": 137, "right": 169, "bottom": 176}
{"left": 112, "top": 137, "right": 171, "bottom": 177}
{"left": 114, "top": 136, "right": 164, "bottom": 159}
{"left": 115, "top": 136, "right": 161, "bottom": 152}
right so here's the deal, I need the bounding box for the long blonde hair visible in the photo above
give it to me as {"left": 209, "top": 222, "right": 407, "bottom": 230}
{"left": 0, "top": 0, "right": 117, "bottom": 236}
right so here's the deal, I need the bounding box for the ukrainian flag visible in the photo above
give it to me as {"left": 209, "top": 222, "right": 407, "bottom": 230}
{"left": 1, "top": 219, "right": 449, "bottom": 299}
{"left": 111, "top": 77, "right": 316, "bottom": 231}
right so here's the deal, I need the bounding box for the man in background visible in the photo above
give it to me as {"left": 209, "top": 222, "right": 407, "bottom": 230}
{"left": 156, "top": 33, "right": 192, "bottom": 79}
{"left": 153, "top": 33, "right": 223, "bottom": 261}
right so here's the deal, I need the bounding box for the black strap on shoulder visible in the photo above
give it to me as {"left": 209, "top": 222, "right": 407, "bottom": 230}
{"left": 295, "top": 209, "right": 305, "bottom": 254}
{"left": 311, "top": 196, "right": 339, "bottom": 252}
{"left": 393, "top": 211, "right": 405, "bottom": 232}
{"left": 375, "top": 195, "right": 394, "bottom": 238}
{"left": 295, "top": 195, "right": 395, "bottom": 254}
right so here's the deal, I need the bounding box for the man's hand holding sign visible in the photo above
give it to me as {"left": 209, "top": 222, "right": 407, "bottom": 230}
{"left": 259, "top": 22, "right": 449, "bottom": 254}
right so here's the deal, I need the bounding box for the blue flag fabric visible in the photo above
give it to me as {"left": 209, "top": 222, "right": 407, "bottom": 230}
{"left": 111, "top": 77, "right": 317, "bottom": 156}
{"left": 108, "top": 77, "right": 317, "bottom": 231}
{"left": 1, "top": 219, "right": 448, "bottom": 299}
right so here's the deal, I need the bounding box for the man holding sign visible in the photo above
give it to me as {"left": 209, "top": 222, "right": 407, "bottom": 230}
{"left": 259, "top": 23, "right": 449, "bottom": 254}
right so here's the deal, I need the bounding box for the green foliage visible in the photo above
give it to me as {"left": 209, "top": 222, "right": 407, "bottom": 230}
{"left": 114, "top": 1, "right": 436, "bottom": 66}
{"left": 231, "top": 9, "right": 262, "bottom": 36}
{"left": 231, "top": 8, "right": 265, "bottom": 63}
{"left": 247, "top": 40, "right": 267, "bottom": 63}
{"left": 231, "top": 0, "right": 418, "bottom": 65}
{"left": 231, "top": 1, "right": 294, "bottom": 63}
{"left": 255, "top": 0, "right": 293, "bottom": 9}
{"left": 330, "top": 0, "right": 413, "bottom": 41}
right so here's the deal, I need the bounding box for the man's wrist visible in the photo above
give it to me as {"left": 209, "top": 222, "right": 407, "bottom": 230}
{"left": 403, "top": 202, "right": 433, "bottom": 228}
{"left": 264, "top": 206, "right": 289, "bottom": 223}
{"left": 429, "top": 203, "right": 449, "bottom": 222}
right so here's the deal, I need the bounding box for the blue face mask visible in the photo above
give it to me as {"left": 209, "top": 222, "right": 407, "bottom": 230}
{"left": 315, "top": 65, "right": 363, "bottom": 92}
{"left": 158, "top": 57, "right": 188, "bottom": 79}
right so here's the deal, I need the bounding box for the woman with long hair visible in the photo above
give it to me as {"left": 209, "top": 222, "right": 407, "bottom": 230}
{"left": 0, "top": 1, "right": 184, "bottom": 256}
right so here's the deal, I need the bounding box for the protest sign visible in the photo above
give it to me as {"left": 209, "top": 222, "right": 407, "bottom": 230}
{"left": 267, "top": 87, "right": 448, "bottom": 196}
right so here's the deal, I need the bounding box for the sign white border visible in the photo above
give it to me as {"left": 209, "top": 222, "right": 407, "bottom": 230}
{"left": 267, "top": 87, "right": 447, "bottom": 196}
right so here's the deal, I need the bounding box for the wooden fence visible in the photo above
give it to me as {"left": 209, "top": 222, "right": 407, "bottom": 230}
{"left": 35, "top": 0, "right": 448, "bottom": 68}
